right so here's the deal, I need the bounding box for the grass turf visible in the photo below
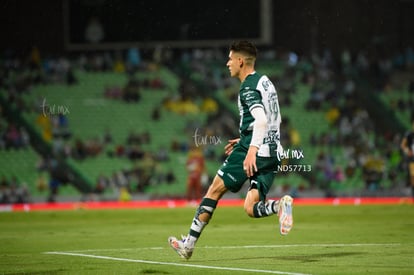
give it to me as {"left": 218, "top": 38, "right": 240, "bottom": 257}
{"left": 0, "top": 204, "right": 413, "bottom": 274}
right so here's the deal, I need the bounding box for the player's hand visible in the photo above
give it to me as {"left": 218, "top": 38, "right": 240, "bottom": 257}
{"left": 243, "top": 146, "right": 258, "bottom": 177}
{"left": 403, "top": 148, "right": 413, "bottom": 157}
{"left": 224, "top": 138, "right": 240, "bottom": 156}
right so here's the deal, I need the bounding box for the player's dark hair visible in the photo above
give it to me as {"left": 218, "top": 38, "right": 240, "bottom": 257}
{"left": 229, "top": 41, "right": 257, "bottom": 59}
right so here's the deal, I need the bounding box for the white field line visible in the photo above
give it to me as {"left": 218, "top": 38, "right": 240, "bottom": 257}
{"left": 44, "top": 251, "right": 311, "bottom": 275}
{"left": 44, "top": 243, "right": 402, "bottom": 275}
{"left": 49, "top": 243, "right": 402, "bottom": 253}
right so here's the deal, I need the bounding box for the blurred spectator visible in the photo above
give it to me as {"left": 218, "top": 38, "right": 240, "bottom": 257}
{"left": 113, "top": 51, "right": 126, "bottom": 73}
{"left": 362, "top": 155, "right": 385, "bottom": 191}
{"left": 200, "top": 97, "right": 218, "bottom": 114}
{"left": 36, "top": 173, "right": 48, "bottom": 192}
{"left": 151, "top": 106, "right": 161, "bottom": 121}
{"left": 126, "top": 47, "right": 142, "bottom": 72}
{"left": 1, "top": 123, "right": 30, "bottom": 150}
{"left": 0, "top": 176, "right": 31, "bottom": 204}
{"left": 118, "top": 187, "right": 131, "bottom": 202}
{"left": 29, "top": 47, "right": 41, "bottom": 69}
{"left": 73, "top": 139, "right": 87, "bottom": 160}
{"left": 154, "top": 146, "right": 170, "bottom": 162}
{"left": 325, "top": 104, "right": 340, "bottom": 126}
{"left": 103, "top": 128, "right": 113, "bottom": 144}
{"left": 93, "top": 173, "right": 108, "bottom": 195}
{"left": 166, "top": 169, "right": 176, "bottom": 184}
{"left": 313, "top": 151, "right": 335, "bottom": 193}
{"left": 66, "top": 67, "right": 77, "bottom": 85}
{"left": 122, "top": 77, "right": 141, "bottom": 103}
{"left": 0, "top": 176, "right": 10, "bottom": 203}
{"left": 47, "top": 177, "right": 60, "bottom": 203}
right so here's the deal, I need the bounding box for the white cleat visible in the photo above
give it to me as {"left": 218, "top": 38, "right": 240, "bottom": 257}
{"left": 168, "top": 236, "right": 193, "bottom": 260}
{"left": 278, "top": 195, "right": 293, "bottom": 235}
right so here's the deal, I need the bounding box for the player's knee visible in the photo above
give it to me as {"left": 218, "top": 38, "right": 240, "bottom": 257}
{"left": 204, "top": 176, "right": 227, "bottom": 200}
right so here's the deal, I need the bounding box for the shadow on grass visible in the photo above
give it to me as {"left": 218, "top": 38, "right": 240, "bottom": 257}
{"left": 275, "top": 251, "right": 366, "bottom": 263}
{"left": 202, "top": 251, "right": 365, "bottom": 263}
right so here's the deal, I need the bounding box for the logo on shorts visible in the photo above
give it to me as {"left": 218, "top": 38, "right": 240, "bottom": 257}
{"left": 227, "top": 173, "right": 237, "bottom": 182}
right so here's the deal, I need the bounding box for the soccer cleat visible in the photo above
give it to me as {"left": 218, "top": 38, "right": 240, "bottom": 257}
{"left": 168, "top": 236, "right": 193, "bottom": 260}
{"left": 278, "top": 195, "right": 293, "bottom": 235}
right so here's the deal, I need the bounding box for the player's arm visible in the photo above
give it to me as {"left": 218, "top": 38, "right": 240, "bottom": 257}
{"left": 244, "top": 106, "right": 267, "bottom": 177}
{"left": 224, "top": 138, "right": 240, "bottom": 155}
{"left": 401, "top": 136, "right": 413, "bottom": 157}
{"left": 401, "top": 137, "right": 408, "bottom": 155}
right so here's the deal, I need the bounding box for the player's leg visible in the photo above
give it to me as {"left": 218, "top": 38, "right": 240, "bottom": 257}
{"left": 187, "top": 175, "right": 227, "bottom": 241}
{"left": 168, "top": 144, "right": 247, "bottom": 259}
{"left": 244, "top": 167, "right": 294, "bottom": 235}
{"left": 244, "top": 180, "right": 280, "bottom": 218}
{"left": 193, "top": 144, "right": 246, "bottom": 225}
{"left": 168, "top": 175, "right": 227, "bottom": 259}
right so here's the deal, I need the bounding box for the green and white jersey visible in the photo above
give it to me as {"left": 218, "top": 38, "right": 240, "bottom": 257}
{"left": 238, "top": 72, "right": 282, "bottom": 157}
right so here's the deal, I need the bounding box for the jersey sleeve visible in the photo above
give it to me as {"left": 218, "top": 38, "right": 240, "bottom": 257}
{"left": 240, "top": 87, "right": 263, "bottom": 111}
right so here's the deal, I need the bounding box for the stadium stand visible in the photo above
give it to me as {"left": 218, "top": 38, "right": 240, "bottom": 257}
{"left": 377, "top": 72, "right": 413, "bottom": 130}
{"left": 1, "top": 45, "right": 413, "bottom": 202}
{"left": 22, "top": 69, "right": 196, "bottom": 198}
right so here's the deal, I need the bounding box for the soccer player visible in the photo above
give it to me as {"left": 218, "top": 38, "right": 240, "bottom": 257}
{"left": 168, "top": 41, "right": 293, "bottom": 259}
{"left": 401, "top": 118, "right": 414, "bottom": 197}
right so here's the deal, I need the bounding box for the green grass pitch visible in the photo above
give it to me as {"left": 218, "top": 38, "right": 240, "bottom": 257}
{"left": 0, "top": 204, "right": 413, "bottom": 274}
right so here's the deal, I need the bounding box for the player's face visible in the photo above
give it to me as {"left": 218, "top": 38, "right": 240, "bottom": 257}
{"left": 226, "top": 51, "right": 242, "bottom": 78}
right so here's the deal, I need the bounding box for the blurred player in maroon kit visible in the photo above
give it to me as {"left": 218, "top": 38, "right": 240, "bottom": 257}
{"left": 186, "top": 146, "right": 205, "bottom": 202}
